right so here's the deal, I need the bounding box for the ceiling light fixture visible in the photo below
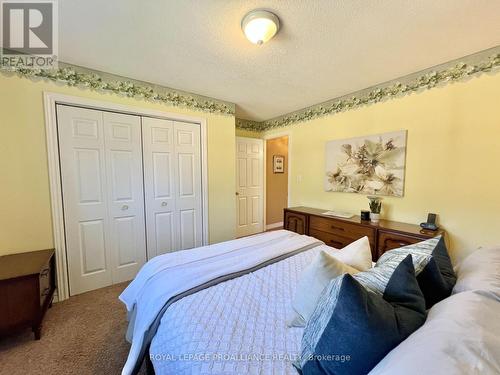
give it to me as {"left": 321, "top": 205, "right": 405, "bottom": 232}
{"left": 241, "top": 10, "right": 280, "bottom": 45}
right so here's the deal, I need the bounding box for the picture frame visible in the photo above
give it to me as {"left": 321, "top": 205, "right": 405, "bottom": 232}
{"left": 273, "top": 155, "right": 285, "bottom": 173}
{"left": 324, "top": 130, "right": 407, "bottom": 197}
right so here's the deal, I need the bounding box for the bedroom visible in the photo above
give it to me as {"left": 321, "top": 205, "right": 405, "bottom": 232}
{"left": 0, "top": 1, "right": 499, "bottom": 374}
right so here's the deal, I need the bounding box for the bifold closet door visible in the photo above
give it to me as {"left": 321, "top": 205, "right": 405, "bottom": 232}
{"left": 142, "top": 117, "right": 203, "bottom": 258}
{"left": 57, "top": 105, "right": 146, "bottom": 295}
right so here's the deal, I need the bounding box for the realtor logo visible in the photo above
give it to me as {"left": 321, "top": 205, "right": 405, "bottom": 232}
{"left": 1, "top": 0, "right": 58, "bottom": 68}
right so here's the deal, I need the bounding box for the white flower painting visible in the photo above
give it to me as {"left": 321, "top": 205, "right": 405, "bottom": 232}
{"left": 325, "top": 130, "right": 407, "bottom": 197}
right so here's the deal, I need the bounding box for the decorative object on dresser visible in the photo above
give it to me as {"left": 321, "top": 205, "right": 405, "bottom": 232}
{"left": 284, "top": 207, "right": 444, "bottom": 260}
{"left": 325, "top": 130, "right": 407, "bottom": 197}
{"left": 360, "top": 209, "right": 371, "bottom": 221}
{"left": 368, "top": 196, "right": 383, "bottom": 223}
{"left": 0, "top": 249, "right": 56, "bottom": 340}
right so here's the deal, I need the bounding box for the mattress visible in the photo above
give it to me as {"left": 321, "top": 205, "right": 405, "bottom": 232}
{"left": 149, "top": 244, "right": 334, "bottom": 375}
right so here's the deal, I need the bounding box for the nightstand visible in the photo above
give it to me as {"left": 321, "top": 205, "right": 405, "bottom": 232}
{"left": 0, "top": 249, "right": 56, "bottom": 340}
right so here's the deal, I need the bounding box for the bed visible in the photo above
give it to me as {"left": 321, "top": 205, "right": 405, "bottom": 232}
{"left": 120, "top": 230, "right": 500, "bottom": 375}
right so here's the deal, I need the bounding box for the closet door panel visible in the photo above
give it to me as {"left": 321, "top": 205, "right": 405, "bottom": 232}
{"left": 174, "top": 122, "right": 203, "bottom": 250}
{"left": 79, "top": 219, "right": 107, "bottom": 274}
{"left": 179, "top": 209, "right": 196, "bottom": 249}
{"left": 143, "top": 117, "right": 177, "bottom": 257}
{"left": 103, "top": 112, "right": 146, "bottom": 283}
{"left": 57, "top": 106, "right": 113, "bottom": 295}
{"left": 155, "top": 212, "right": 175, "bottom": 252}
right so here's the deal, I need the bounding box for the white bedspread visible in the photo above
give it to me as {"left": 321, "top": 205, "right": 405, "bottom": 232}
{"left": 149, "top": 243, "right": 336, "bottom": 375}
{"left": 120, "top": 230, "right": 322, "bottom": 375}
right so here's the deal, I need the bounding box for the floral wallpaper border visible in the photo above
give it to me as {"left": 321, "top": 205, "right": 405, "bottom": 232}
{"left": 1, "top": 50, "right": 499, "bottom": 129}
{"left": 235, "top": 118, "right": 267, "bottom": 132}
{"left": 237, "top": 52, "right": 500, "bottom": 132}
{"left": 0, "top": 64, "right": 235, "bottom": 116}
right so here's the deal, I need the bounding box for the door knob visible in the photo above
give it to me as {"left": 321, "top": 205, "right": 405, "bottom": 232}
{"left": 121, "top": 205, "right": 129, "bottom": 210}
{"left": 161, "top": 202, "right": 168, "bottom": 206}
{"left": 235, "top": 192, "right": 239, "bottom": 196}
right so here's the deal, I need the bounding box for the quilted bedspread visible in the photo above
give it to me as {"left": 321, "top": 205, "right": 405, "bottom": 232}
{"left": 121, "top": 231, "right": 322, "bottom": 374}
{"left": 149, "top": 244, "right": 334, "bottom": 375}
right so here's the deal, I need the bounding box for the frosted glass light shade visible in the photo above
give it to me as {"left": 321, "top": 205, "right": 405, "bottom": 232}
{"left": 242, "top": 10, "right": 280, "bottom": 45}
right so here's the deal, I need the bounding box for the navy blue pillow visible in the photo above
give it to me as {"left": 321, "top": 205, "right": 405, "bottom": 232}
{"left": 298, "top": 255, "right": 426, "bottom": 375}
{"left": 416, "top": 236, "right": 457, "bottom": 308}
{"left": 376, "top": 236, "right": 457, "bottom": 309}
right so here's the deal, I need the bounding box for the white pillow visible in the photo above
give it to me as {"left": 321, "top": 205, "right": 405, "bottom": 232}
{"left": 453, "top": 247, "right": 500, "bottom": 300}
{"left": 288, "top": 250, "right": 360, "bottom": 327}
{"left": 326, "top": 236, "right": 373, "bottom": 272}
{"left": 370, "top": 291, "right": 500, "bottom": 375}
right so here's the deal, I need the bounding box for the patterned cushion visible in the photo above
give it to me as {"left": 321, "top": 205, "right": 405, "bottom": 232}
{"left": 377, "top": 236, "right": 456, "bottom": 308}
{"left": 296, "top": 255, "right": 426, "bottom": 375}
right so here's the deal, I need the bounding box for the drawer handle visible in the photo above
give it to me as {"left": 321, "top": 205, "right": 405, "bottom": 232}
{"left": 330, "top": 225, "right": 345, "bottom": 231}
{"left": 41, "top": 287, "right": 50, "bottom": 297}
{"left": 329, "top": 239, "right": 343, "bottom": 247}
{"left": 40, "top": 269, "right": 49, "bottom": 277}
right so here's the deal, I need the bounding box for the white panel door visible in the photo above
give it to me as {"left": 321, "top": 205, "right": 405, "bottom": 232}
{"left": 58, "top": 106, "right": 146, "bottom": 295}
{"left": 103, "top": 112, "right": 146, "bottom": 283}
{"left": 142, "top": 117, "right": 177, "bottom": 258}
{"left": 174, "top": 121, "right": 203, "bottom": 250}
{"left": 142, "top": 117, "right": 203, "bottom": 258}
{"left": 236, "top": 137, "right": 264, "bottom": 237}
{"left": 57, "top": 105, "right": 113, "bottom": 295}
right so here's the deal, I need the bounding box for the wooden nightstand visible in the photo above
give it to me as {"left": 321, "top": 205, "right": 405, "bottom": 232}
{"left": 0, "top": 249, "right": 56, "bottom": 340}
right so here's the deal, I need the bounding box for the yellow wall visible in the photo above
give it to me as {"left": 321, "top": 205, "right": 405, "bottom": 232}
{"left": 0, "top": 74, "right": 236, "bottom": 255}
{"left": 266, "top": 136, "right": 288, "bottom": 224}
{"left": 264, "top": 73, "right": 500, "bottom": 262}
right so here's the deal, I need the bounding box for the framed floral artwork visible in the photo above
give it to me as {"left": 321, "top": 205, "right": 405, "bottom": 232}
{"left": 273, "top": 155, "right": 285, "bottom": 173}
{"left": 325, "top": 130, "right": 407, "bottom": 197}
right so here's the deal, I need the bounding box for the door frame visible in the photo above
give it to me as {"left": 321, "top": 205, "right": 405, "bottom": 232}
{"left": 235, "top": 136, "right": 265, "bottom": 237}
{"left": 263, "top": 131, "right": 292, "bottom": 230}
{"left": 43, "top": 92, "right": 209, "bottom": 301}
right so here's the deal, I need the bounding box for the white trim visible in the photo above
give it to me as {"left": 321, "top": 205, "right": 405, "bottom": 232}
{"left": 43, "top": 92, "right": 209, "bottom": 301}
{"left": 266, "top": 222, "right": 283, "bottom": 230}
{"left": 263, "top": 132, "right": 292, "bottom": 228}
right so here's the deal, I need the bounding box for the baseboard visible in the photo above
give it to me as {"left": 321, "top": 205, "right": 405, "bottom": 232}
{"left": 53, "top": 289, "right": 60, "bottom": 303}
{"left": 266, "top": 222, "right": 284, "bottom": 230}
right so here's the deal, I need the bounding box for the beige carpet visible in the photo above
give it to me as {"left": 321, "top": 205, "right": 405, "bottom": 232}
{"left": 0, "top": 283, "right": 146, "bottom": 375}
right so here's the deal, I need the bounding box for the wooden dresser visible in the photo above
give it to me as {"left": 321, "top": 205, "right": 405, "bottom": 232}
{"left": 284, "top": 207, "right": 443, "bottom": 260}
{"left": 0, "top": 249, "right": 56, "bottom": 340}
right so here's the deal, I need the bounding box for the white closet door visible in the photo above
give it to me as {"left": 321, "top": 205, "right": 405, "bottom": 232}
{"left": 142, "top": 117, "right": 177, "bottom": 258}
{"left": 174, "top": 121, "right": 202, "bottom": 250}
{"left": 236, "top": 137, "right": 264, "bottom": 238}
{"left": 58, "top": 106, "right": 146, "bottom": 295}
{"left": 103, "top": 112, "right": 146, "bottom": 283}
{"left": 142, "top": 117, "right": 203, "bottom": 257}
{"left": 57, "top": 106, "right": 113, "bottom": 295}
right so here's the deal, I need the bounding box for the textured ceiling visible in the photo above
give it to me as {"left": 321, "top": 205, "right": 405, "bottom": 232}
{"left": 59, "top": 0, "right": 500, "bottom": 121}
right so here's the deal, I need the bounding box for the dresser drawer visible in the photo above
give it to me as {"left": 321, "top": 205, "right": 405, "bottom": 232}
{"left": 309, "top": 229, "right": 352, "bottom": 249}
{"left": 284, "top": 210, "right": 308, "bottom": 235}
{"left": 310, "top": 216, "right": 376, "bottom": 243}
{"left": 377, "top": 231, "right": 426, "bottom": 258}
